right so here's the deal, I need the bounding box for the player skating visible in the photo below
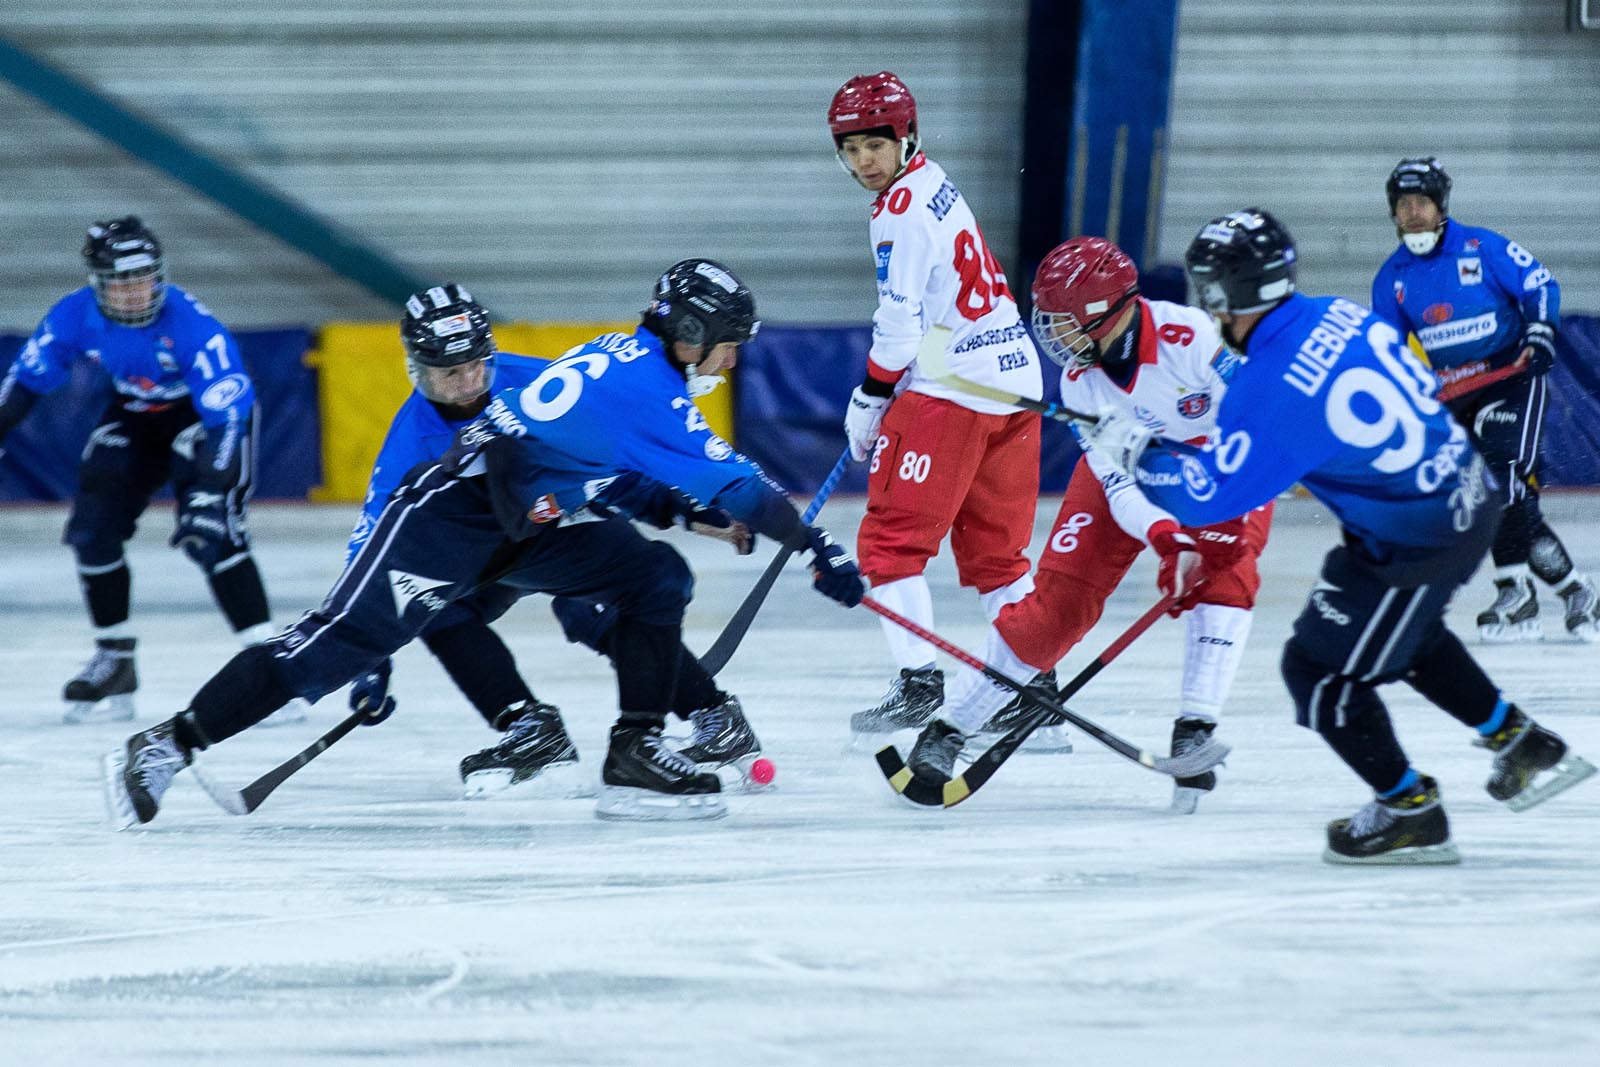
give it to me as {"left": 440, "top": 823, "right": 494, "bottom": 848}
{"left": 1373, "top": 157, "right": 1598, "bottom": 642}
{"left": 0, "top": 217, "right": 299, "bottom": 726}
{"left": 902, "top": 237, "right": 1272, "bottom": 813}
{"left": 345, "top": 281, "right": 767, "bottom": 798}
{"left": 1083, "top": 208, "right": 1593, "bottom": 863}
{"left": 103, "top": 262, "right": 863, "bottom": 827}
{"left": 828, "top": 71, "right": 1048, "bottom": 737}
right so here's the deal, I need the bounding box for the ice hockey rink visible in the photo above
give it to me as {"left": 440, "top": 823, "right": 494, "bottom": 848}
{"left": 1, "top": 494, "right": 1596, "bottom": 1066}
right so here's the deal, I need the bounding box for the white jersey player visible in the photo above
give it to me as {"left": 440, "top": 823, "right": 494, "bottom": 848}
{"left": 904, "top": 237, "right": 1275, "bottom": 813}
{"left": 828, "top": 71, "right": 1047, "bottom": 737}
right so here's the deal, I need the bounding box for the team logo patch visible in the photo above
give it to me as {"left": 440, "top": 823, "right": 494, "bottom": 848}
{"left": 1180, "top": 456, "right": 1217, "bottom": 502}
{"left": 875, "top": 242, "right": 893, "bottom": 283}
{"left": 1464, "top": 238, "right": 1480, "bottom": 251}
{"left": 200, "top": 374, "right": 249, "bottom": 411}
{"left": 704, "top": 436, "right": 733, "bottom": 461}
{"left": 1422, "top": 302, "right": 1454, "bottom": 325}
{"left": 1457, "top": 257, "right": 1482, "bottom": 285}
{"left": 1177, "top": 392, "right": 1212, "bottom": 419}
{"left": 1393, "top": 280, "right": 1405, "bottom": 304}
{"left": 527, "top": 494, "right": 564, "bottom": 524}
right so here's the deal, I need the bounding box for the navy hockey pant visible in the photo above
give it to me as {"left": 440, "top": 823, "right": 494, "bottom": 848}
{"left": 1449, "top": 371, "right": 1564, "bottom": 571}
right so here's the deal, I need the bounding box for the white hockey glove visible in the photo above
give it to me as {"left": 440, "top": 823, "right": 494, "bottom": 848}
{"left": 844, "top": 387, "right": 890, "bottom": 463}
{"left": 1080, "top": 407, "right": 1156, "bottom": 478}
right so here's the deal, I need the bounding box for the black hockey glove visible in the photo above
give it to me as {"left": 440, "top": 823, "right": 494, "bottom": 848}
{"left": 1517, "top": 322, "right": 1557, "bottom": 376}
{"left": 349, "top": 658, "right": 396, "bottom": 726}
{"left": 806, "top": 525, "right": 864, "bottom": 607}
{"left": 170, "top": 490, "right": 230, "bottom": 568}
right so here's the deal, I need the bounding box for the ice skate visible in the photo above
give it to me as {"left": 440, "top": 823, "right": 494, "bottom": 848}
{"left": 1477, "top": 707, "right": 1596, "bottom": 812}
{"left": 972, "top": 669, "right": 1072, "bottom": 754}
{"left": 1558, "top": 577, "right": 1600, "bottom": 642}
{"left": 103, "top": 720, "right": 191, "bottom": 830}
{"left": 907, "top": 718, "right": 967, "bottom": 782}
{"left": 460, "top": 700, "right": 590, "bottom": 800}
{"left": 1476, "top": 576, "right": 1541, "bottom": 643}
{"left": 678, "top": 696, "right": 768, "bottom": 792}
{"left": 1169, "top": 717, "right": 1219, "bottom": 815}
{"left": 850, "top": 666, "right": 943, "bottom": 735}
{"left": 596, "top": 723, "right": 725, "bottom": 821}
{"left": 63, "top": 637, "right": 137, "bottom": 724}
{"left": 1323, "top": 775, "right": 1460, "bottom": 865}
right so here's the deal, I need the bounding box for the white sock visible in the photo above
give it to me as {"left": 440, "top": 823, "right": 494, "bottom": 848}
{"left": 872, "top": 575, "right": 938, "bottom": 670}
{"left": 1179, "top": 604, "right": 1253, "bottom": 722}
{"left": 979, "top": 571, "right": 1035, "bottom": 621}
{"left": 236, "top": 621, "right": 277, "bottom": 648}
{"left": 945, "top": 629, "right": 1039, "bottom": 736}
{"left": 94, "top": 623, "right": 133, "bottom": 642}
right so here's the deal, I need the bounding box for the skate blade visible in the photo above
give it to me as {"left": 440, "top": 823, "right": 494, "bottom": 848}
{"left": 1567, "top": 621, "right": 1599, "bottom": 643}
{"left": 594, "top": 785, "right": 728, "bottom": 822}
{"left": 1322, "top": 841, "right": 1462, "bottom": 866}
{"left": 1169, "top": 786, "right": 1207, "bottom": 815}
{"left": 704, "top": 754, "right": 775, "bottom": 794}
{"left": 1478, "top": 621, "right": 1543, "bottom": 644}
{"left": 256, "top": 700, "right": 309, "bottom": 728}
{"left": 65, "top": 695, "right": 136, "bottom": 725}
{"left": 462, "top": 761, "right": 595, "bottom": 801}
{"left": 101, "top": 749, "right": 139, "bottom": 831}
{"left": 1503, "top": 754, "right": 1597, "bottom": 813}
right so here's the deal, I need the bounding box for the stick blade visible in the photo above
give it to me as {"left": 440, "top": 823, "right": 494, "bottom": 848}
{"left": 874, "top": 746, "right": 952, "bottom": 807}
{"left": 1150, "top": 738, "right": 1231, "bottom": 779}
{"left": 189, "top": 761, "right": 251, "bottom": 815}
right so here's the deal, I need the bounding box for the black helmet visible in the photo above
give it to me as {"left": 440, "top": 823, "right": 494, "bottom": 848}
{"left": 643, "top": 259, "right": 760, "bottom": 349}
{"left": 83, "top": 216, "right": 166, "bottom": 326}
{"left": 400, "top": 284, "right": 497, "bottom": 405}
{"left": 1386, "top": 157, "right": 1451, "bottom": 216}
{"left": 1184, "top": 209, "right": 1298, "bottom": 315}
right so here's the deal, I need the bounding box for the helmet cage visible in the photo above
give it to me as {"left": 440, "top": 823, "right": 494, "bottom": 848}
{"left": 1030, "top": 288, "right": 1137, "bottom": 370}
{"left": 84, "top": 217, "right": 167, "bottom": 327}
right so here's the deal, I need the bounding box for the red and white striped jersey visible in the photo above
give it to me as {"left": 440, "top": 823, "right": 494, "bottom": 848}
{"left": 864, "top": 153, "right": 1042, "bottom": 413}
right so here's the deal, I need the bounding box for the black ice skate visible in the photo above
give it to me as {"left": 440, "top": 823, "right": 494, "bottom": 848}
{"left": 1477, "top": 707, "right": 1597, "bottom": 812}
{"left": 1558, "top": 577, "right": 1600, "bottom": 643}
{"left": 1476, "top": 576, "right": 1541, "bottom": 643}
{"left": 908, "top": 718, "right": 967, "bottom": 782}
{"left": 851, "top": 666, "right": 944, "bottom": 735}
{"left": 1323, "top": 775, "right": 1459, "bottom": 865}
{"left": 678, "top": 696, "right": 766, "bottom": 791}
{"left": 973, "top": 668, "right": 1072, "bottom": 754}
{"left": 1169, "top": 717, "right": 1220, "bottom": 815}
{"left": 63, "top": 637, "right": 137, "bottom": 724}
{"left": 460, "top": 700, "right": 589, "bottom": 800}
{"left": 596, "top": 723, "right": 725, "bottom": 821}
{"left": 103, "top": 720, "right": 191, "bottom": 830}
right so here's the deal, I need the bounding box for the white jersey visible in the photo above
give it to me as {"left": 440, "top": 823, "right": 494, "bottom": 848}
{"left": 1063, "top": 298, "right": 1235, "bottom": 541}
{"left": 866, "top": 154, "right": 1042, "bottom": 413}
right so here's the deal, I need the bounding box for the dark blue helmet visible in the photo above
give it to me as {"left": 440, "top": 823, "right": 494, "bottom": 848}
{"left": 643, "top": 259, "right": 760, "bottom": 349}
{"left": 83, "top": 216, "right": 166, "bottom": 326}
{"left": 1386, "top": 157, "right": 1451, "bottom": 216}
{"left": 1184, "top": 209, "right": 1298, "bottom": 315}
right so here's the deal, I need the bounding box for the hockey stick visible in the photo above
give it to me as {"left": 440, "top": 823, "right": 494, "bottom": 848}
{"left": 913, "top": 326, "right": 1204, "bottom": 456}
{"left": 866, "top": 595, "right": 1230, "bottom": 807}
{"left": 1435, "top": 356, "right": 1528, "bottom": 403}
{"left": 699, "top": 446, "right": 852, "bottom": 675}
{"left": 191, "top": 707, "right": 367, "bottom": 815}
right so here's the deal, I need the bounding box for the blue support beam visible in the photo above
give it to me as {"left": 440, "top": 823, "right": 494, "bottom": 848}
{"left": 0, "top": 33, "right": 431, "bottom": 309}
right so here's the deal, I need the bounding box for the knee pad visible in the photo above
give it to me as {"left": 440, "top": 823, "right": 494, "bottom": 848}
{"left": 626, "top": 543, "right": 692, "bottom": 628}
{"left": 1528, "top": 522, "right": 1574, "bottom": 586}
{"left": 994, "top": 571, "right": 1105, "bottom": 671}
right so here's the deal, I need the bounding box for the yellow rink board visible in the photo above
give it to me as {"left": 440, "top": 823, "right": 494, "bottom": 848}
{"left": 308, "top": 322, "right": 734, "bottom": 503}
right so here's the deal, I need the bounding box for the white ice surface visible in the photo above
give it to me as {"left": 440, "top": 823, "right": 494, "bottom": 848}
{"left": 1, "top": 495, "right": 1597, "bottom": 1066}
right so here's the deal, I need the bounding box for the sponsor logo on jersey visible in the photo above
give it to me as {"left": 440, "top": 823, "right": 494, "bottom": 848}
{"left": 527, "top": 493, "right": 564, "bottom": 524}
{"left": 1463, "top": 238, "right": 1480, "bottom": 251}
{"left": 388, "top": 569, "right": 451, "bottom": 616}
{"left": 704, "top": 436, "right": 733, "bottom": 461}
{"left": 1209, "top": 347, "right": 1244, "bottom": 384}
{"left": 1417, "top": 311, "right": 1496, "bottom": 351}
{"left": 1177, "top": 392, "right": 1212, "bottom": 419}
{"left": 1311, "top": 591, "right": 1351, "bottom": 626}
{"left": 1393, "top": 280, "right": 1405, "bottom": 304}
{"left": 1134, "top": 468, "right": 1183, "bottom": 487}
{"left": 1457, "top": 257, "right": 1482, "bottom": 285}
{"left": 1422, "top": 302, "right": 1454, "bottom": 325}
{"left": 926, "top": 180, "right": 960, "bottom": 222}
{"left": 951, "top": 321, "right": 1029, "bottom": 354}
{"left": 200, "top": 373, "right": 249, "bottom": 411}
{"left": 875, "top": 242, "right": 893, "bottom": 283}
{"left": 1180, "top": 455, "right": 1217, "bottom": 502}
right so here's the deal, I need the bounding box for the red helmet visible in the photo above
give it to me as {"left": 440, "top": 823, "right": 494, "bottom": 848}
{"left": 828, "top": 71, "right": 918, "bottom": 145}
{"left": 1030, "top": 237, "right": 1140, "bottom": 369}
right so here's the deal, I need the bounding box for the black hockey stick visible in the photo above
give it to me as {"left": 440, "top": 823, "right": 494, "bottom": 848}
{"left": 699, "top": 447, "right": 852, "bottom": 675}
{"left": 865, "top": 594, "right": 1229, "bottom": 807}
{"left": 914, "top": 326, "right": 1204, "bottom": 457}
{"left": 192, "top": 707, "right": 367, "bottom": 815}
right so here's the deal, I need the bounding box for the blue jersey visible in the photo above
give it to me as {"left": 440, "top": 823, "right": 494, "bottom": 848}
{"left": 1371, "top": 220, "right": 1559, "bottom": 373}
{"left": 1134, "top": 294, "right": 1492, "bottom": 561}
{"left": 10, "top": 284, "right": 255, "bottom": 426}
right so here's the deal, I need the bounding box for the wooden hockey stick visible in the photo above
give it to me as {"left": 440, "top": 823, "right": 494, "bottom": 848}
{"left": 1435, "top": 356, "right": 1528, "bottom": 403}
{"left": 192, "top": 707, "right": 367, "bottom": 815}
{"left": 913, "top": 326, "right": 1203, "bottom": 456}
{"left": 866, "top": 594, "right": 1229, "bottom": 807}
{"left": 699, "top": 446, "right": 852, "bottom": 675}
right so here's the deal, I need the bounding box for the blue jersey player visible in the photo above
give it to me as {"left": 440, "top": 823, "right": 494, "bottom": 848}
{"left": 345, "top": 282, "right": 767, "bottom": 799}
{"left": 104, "top": 262, "right": 863, "bottom": 827}
{"left": 1082, "top": 209, "right": 1593, "bottom": 864}
{"left": 1373, "top": 158, "right": 1598, "bottom": 643}
{"left": 0, "top": 217, "right": 293, "bottom": 726}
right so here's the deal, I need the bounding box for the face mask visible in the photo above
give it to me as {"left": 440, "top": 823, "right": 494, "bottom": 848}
{"left": 1402, "top": 229, "right": 1441, "bottom": 255}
